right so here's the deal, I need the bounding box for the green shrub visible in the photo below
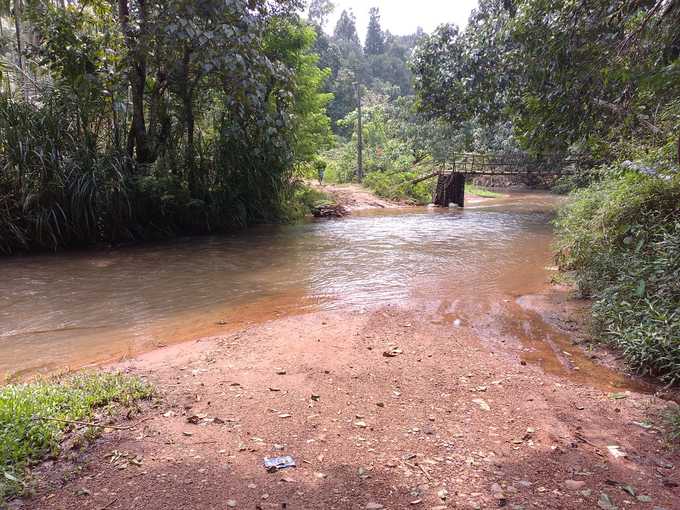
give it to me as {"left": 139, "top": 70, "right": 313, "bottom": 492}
{"left": 0, "top": 373, "right": 153, "bottom": 502}
{"left": 363, "top": 171, "right": 433, "bottom": 204}
{"left": 554, "top": 169, "right": 680, "bottom": 383}
{"left": 282, "top": 184, "right": 335, "bottom": 220}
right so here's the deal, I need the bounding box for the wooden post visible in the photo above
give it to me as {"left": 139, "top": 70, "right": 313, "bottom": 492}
{"left": 452, "top": 173, "right": 465, "bottom": 208}
{"left": 355, "top": 81, "right": 363, "bottom": 182}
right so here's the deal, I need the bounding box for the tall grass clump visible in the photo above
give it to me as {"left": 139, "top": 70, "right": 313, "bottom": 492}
{"left": 554, "top": 167, "right": 680, "bottom": 383}
{"left": 0, "top": 372, "right": 153, "bottom": 502}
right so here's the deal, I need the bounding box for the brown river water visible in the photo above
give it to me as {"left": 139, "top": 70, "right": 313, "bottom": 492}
{"left": 0, "top": 192, "right": 652, "bottom": 392}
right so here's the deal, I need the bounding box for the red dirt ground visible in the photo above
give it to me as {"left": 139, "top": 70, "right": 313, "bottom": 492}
{"left": 20, "top": 289, "right": 680, "bottom": 510}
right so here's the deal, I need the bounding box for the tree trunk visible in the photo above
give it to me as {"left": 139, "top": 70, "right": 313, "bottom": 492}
{"left": 118, "top": 0, "right": 151, "bottom": 166}
{"left": 180, "top": 45, "right": 198, "bottom": 194}
{"left": 355, "top": 82, "right": 363, "bottom": 182}
{"left": 13, "top": 0, "right": 26, "bottom": 99}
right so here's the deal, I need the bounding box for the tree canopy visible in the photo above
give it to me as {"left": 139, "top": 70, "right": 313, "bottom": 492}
{"left": 412, "top": 0, "right": 680, "bottom": 161}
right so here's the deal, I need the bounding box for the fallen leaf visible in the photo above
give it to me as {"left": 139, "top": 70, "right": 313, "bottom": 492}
{"left": 383, "top": 348, "right": 403, "bottom": 358}
{"left": 621, "top": 484, "right": 635, "bottom": 496}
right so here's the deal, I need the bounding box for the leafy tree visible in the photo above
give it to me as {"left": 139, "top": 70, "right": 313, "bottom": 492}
{"left": 308, "top": 0, "right": 334, "bottom": 28}
{"left": 265, "top": 18, "right": 334, "bottom": 164}
{"left": 333, "top": 9, "right": 359, "bottom": 46}
{"left": 411, "top": 0, "right": 514, "bottom": 130}
{"left": 412, "top": 0, "right": 680, "bottom": 160}
{"left": 364, "top": 7, "right": 384, "bottom": 55}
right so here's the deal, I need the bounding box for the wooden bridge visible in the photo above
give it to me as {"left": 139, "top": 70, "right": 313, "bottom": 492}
{"left": 418, "top": 152, "right": 581, "bottom": 207}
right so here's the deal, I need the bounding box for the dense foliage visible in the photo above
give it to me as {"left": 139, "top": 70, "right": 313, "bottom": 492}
{"left": 413, "top": 0, "right": 680, "bottom": 159}
{"left": 1, "top": 372, "right": 152, "bottom": 501}
{"left": 0, "top": 0, "right": 332, "bottom": 254}
{"left": 555, "top": 170, "right": 680, "bottom": 383}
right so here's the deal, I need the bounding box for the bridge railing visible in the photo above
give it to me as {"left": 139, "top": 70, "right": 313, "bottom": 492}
{"left": 438, "top": 151, "right": 586, "bottom": 176}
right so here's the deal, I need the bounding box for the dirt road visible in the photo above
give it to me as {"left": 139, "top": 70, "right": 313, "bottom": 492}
{"left": 313, "top": 182, "right": 403, "bottom": 210}
{"left": 25, "top": 289, "right": 680, "bottom": 510}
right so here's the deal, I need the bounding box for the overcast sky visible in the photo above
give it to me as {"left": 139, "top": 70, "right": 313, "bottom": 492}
{"left": 323, "top": 0, "right": 479, "bottom": 38}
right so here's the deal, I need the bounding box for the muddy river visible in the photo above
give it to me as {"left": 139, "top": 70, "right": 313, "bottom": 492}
{"left": 2, "top": 193, "right": 566, "bottom": 378}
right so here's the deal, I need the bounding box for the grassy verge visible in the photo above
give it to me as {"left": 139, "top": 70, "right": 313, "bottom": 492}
{"left": 554, "top": 168, "right": 680, "bottom": 384}
{"left": 466, "top": 184, "right": 502, "bottom": 198}
{"left": 1, "top": 372, "right": 153, "bottom": 502}
{"left": 363, "top": 171, "right": 433, "bottom": 204}
{"left": 286, "top": 185, "right": 336, "bottom": 219}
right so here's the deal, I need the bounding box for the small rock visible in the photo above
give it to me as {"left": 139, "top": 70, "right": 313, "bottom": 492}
{"left": 365, "top": 503, "right": 384, "bottom": 510}
{"left": 275, "top": 369, "right": 287, "bottom": 375}
{"left": 637, "top": 495, "right": 652, "bottom": 503}
{"left": 472, "top": 399, "right": 490, "bottom": 411}
{"left": 607, "top": 445, "right": 626, "bottom": 459}
{"left": 564, "top": 480, "right": 586, "bottom": 491}
{"left": 597, "top": 493, "right": 617, "bottom": 510}
{"left": 437, "top": 488, "right": 449, "bottom": 500}
{"left": 355, "top": 420, "right": 367, "bottom": 428}
{"left": 226, "top": 500, "right": 237, "bottom": 508}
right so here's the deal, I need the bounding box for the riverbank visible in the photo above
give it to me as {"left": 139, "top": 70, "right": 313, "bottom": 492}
{"left": 18, "top": 287, "right": 680, "bottom": 510}
{"left": 309, "top": 181, "right": 504, "bottom": 211}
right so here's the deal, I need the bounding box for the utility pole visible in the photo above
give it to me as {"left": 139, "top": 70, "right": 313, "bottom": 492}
{"left": 354, "top": 81, "right": 363, "bottom": 182}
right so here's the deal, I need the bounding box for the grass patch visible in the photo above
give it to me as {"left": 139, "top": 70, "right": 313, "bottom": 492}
{"left": 466, "top": 184, "right": 502, "bottom": 198}
{"left": 1, "top": 372, "right": 153, "bottom": 502}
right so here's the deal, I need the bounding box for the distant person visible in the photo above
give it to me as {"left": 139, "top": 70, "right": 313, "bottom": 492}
{"left": 315, "top": 159, "right": 327, "bottom": 185}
